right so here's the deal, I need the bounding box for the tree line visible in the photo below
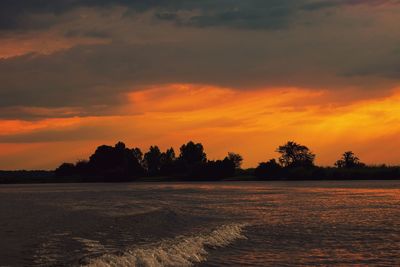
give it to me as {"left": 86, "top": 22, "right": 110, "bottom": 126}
{"left": 254, "top": 141, "right": 399, "bottom": 180}
{"left": 49, "top": 140, "right": 400, "bottom": 181}
{"left": 55, "top": 141, "right": 243, "bottom": 181}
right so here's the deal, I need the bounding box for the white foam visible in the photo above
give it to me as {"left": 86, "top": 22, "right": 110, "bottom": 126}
{"left": 85, "top": 223, "right": 247, "bottom": 267}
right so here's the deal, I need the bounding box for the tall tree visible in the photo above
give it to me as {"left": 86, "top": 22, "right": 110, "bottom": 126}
{"left": 335, "top": 151, "right": 364, "bottom": 168}
{"left": 227, "top": 152, "right": 243, "bottom": 169}
{"left": 160, "top": 147, "right": 176, "bottom": 175}
{"left": 179, "top": 141, "right": 207, "bottom": 165}
{"left": 276, "top": 141, "right": 315, "bottom": 168}
{"left": 144, "top": 146, "right": 162, "bottom": 175}
{"left": 131, "top": 147, "right": 143, "bottom": 165}
{"left": 88, "top": 142, "right": 144, "bottom": 179}
{"left": 161, "top": 147, "right": 175, "bottom": 165}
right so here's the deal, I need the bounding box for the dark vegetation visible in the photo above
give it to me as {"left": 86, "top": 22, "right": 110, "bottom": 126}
{"left": 1, "top": 140, "right": 400, "bottom": 183}
{"left": 254, "top": 142, "right": 400, "bottom": 180}
{"left": 0, "top": 170, "right": 54, "bottom": 184}
{"left": 54, "top": 141, "right": 241, "bottom": 182}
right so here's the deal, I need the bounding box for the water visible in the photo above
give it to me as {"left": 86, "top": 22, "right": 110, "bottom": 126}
{"left": 0, "top": 181, "right": 399, "bottom": 266}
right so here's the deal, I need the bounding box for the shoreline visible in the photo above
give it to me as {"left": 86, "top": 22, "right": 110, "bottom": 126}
{"left": 1, "top": 175, "right": 400, "bottom": 185}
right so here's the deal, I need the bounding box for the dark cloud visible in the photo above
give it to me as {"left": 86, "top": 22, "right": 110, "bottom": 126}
{"left": 154, "top": 0, "right": 299, "bottom": 30}
{"left": 0, "top": 105, "right": 124, "bottom": 120}
{"left": 2, "top": 0, "right": 394, "bottom": 32}
{"left": 0, "top": 124, "right": 114, "bottom": 143}
{"left": 0, "top": 37, "right": 398, "bottom": 116}
{"left": 0, "top": 0, "right": 166, "bottom": 31}
{"left": 301, "top": 0, "right": 396, "bottom": 10}
{"left": 64, "top": 29, "right": 111, "bottom": 38}
{"left": 0, "top": 1, "right": 322, "bottom": 32}
{"left": 343, "top": 59, "right": 400, "bottom": 79}
{"left": 0, "top": 0, "right": 399, "bottom": 120}
{"left": 0, "top": 41, "right": 317, "bottom": 108}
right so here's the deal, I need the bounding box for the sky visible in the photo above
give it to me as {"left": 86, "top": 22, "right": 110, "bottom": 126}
{"left": 1, "top": 0, "right": 400, "bottom": 169}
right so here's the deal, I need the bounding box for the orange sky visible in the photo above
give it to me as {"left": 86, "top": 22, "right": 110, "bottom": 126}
{"left": 1, "top": 84, "right": 400, "bottom": 169}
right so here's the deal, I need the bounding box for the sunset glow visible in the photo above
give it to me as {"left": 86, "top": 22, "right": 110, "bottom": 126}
{"left": 1, "top": 83, "right": 400, "bottom": 169}
{"left": 1, "top": 1, "right": 400, "bottom": 169}
{"left": 3, "top": 3, "right": 400, "bottom": 267}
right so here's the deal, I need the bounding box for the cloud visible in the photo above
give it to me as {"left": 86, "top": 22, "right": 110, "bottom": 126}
{"left": 0, "top": 33, "right": 399, "bottom": 115}
{"left": 301, "top": 0, "right": 397, "bottom": 10}
{"left": 342, "top": 51, "right": 400, "bottom": 79}
{"left": 2, "top": 0, "right": 396, "bottom": 32}
{"left": 0, "top": 125, "right": 107, "bottom": 143}
{"left": 0, "top": 0, "right": 399, "bottom": 120}
{"left": 0, "top": 0, "right": 147, "bottom": 32}
{"left": 154, "top": 0, "right": 298, "bottom": 30}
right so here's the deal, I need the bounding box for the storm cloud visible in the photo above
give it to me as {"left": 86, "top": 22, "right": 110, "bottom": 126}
{"left": 1, "top": 0, "right": 396, "bottom": 31}
{"left": 0, "top": 0, "right": 399, "bottom": 119}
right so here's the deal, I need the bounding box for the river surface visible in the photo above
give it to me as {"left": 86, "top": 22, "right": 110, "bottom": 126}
{"left": 0, "top": 181, "right": 399, "bottom": 266}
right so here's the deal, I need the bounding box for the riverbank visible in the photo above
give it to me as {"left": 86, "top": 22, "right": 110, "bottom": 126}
{"left": 1, "top": 169, "right": 400, "bottom": 184}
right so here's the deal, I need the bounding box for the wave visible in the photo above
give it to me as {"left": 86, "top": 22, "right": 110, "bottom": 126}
{"left": 85, "top": 223, "right": 247, "bottom": 267}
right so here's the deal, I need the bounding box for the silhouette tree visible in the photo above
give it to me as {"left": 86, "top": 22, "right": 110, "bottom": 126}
{"left": 47, "top": 140, "right": 400, "bottom": 182}
{"left": 88, "top": 142, "right": 144, "bottom": 179}
{"left": 255, "top": 159, "right": 282, "bottom": 178}
{"left": 161, "top": 147, "right": 175, "bottom": 163}
{"left": 115, "top": 141, "right": 126, "bottom": 150}
{"left": 131, "top": 147, "right": 143, "bottom": 165}
{"left": 221, "top": 156, "right": 236, "bottom": 177}
{"left": 144, "top": 146, "right": 162, "bottom": 175}
{"left": 335, "top": 151, "right": 365, "bottom": 168}
{"left": 53, "top": 140, "right": 242, "bottom": 181}
{"left": 277, "top": 141, "right": 315, "bottom": 168}
{"left": 75, "top": 160, "right": 90, "bottom": 176}
{"left": 179, "top": 141, "right": 207, "bottom": 165}
{"left": 227, "top": 152, "right": 243, "bottom": 169}
{"left": 89, "top": 144, "right": 118, "bottom": 174}
{"left": 55, "top": 163, "right": 76, "bottom": 177}
{"left": 189, "top": 158, "right": 236, "bottom": 179}
{"left": 159, "top": 147, "right": 176, "bottom": 175}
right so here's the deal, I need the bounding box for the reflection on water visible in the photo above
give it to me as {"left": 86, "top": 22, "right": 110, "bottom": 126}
{"left": 0, "top": 181, "right": 399, "bottom": 266}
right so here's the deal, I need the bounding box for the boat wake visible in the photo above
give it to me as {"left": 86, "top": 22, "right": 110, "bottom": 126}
{"left": 86, "top": 223, "right": 247, "bottom": 267}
